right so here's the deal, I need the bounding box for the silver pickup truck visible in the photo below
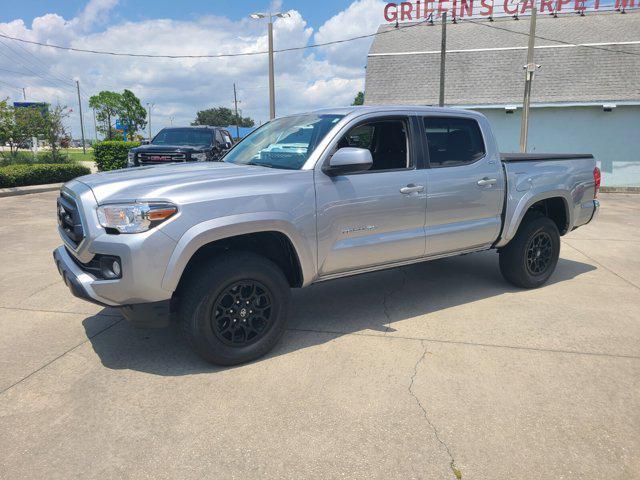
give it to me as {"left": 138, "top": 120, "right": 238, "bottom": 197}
{"left": 53, "top": 106, "right": 600, "bottom": 365}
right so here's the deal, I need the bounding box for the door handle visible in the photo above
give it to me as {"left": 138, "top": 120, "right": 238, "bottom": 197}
{"left": 400, "top": 184, "right": 425, "bottom": 194}
{"left": 477, "top": 177, "right": 498, "bottom": 187}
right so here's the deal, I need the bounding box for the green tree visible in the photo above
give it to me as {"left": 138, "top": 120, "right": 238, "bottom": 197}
{"left": 43, "top": 105, "right": 70, "bottom": 161}
{"left": 0, "top": 99, "right": 47, "bottom": 156}
{"left": 192, "top": 107, "right": 254, "bottom": 128}
{"left": 89, "top": 91, "right": 121, "bottom": 140}
{"left": 118, "top": 89, "right": 147, "bottom": 141}
{"left": 89, "top": 90, "right": 148, "bottom": 141}
{"left": 352, "top": 91, "right": 365, "bottom": 106}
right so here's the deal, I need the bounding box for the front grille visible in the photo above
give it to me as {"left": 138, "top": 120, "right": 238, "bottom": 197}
{"left": 57, "top": 193, "right": 84, "bottom": 247}
{"left": 138, "top": 152, "right": 187, "bottom": 165}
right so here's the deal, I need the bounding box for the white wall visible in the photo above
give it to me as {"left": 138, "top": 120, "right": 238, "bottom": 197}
{"left": 477, "top": 105, "right": 640, "bottom": 187}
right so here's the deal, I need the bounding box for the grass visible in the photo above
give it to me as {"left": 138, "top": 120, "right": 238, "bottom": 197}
{"left": 62, "top": 148, "right": 94, "bottom": 163}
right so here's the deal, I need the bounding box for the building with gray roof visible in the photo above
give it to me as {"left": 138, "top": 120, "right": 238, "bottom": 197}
{"left": 364, "top": 9, "right": 640, "bottom": 187}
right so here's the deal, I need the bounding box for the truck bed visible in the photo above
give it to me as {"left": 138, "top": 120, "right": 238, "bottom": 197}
{"left": 496, "top": 153, "right": 597, "bottom": 248}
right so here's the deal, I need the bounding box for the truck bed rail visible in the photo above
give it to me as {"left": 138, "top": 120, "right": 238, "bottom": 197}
{"left": 500, "top": 153, "right": 594, "bottom": 162}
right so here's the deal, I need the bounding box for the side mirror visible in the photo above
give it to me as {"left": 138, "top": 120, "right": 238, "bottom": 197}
{"left": 224, "top": 142, "right": 232, "bottom": 149}
{"left": 324, "top": 147, "right": 373, "bottom": 176}
{"left": 141, "top": 140, "right": 150, "bottom": 145}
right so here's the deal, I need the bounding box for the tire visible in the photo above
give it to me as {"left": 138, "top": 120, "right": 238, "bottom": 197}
{"left": 499, "top": 215, "right": 560, "bottom": 289}
{"left": 178, "top": 251, "right": 291, "bottom": 365}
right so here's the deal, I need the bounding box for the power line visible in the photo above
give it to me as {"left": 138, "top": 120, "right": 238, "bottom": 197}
{"left": 0, "top": 18, "right": 434, "bottom": 59}
{"left": 462, "top": 15, "right": 640, "bottom": 58}
{"left": 0, "top": 79, "right": 24, "bottom": 94}
{"left": 0, "top": 29, "right": 78, "bottom": 89}
{"left": 0, "top": 38, "right": 78, "bottom": 94}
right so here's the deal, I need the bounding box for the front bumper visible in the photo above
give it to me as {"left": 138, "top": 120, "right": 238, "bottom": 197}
{"left": 53, "top": 246, "right": 115, "bottom": 306}
{"left": 54, "top": 246, "right": 172, "bottom": 327}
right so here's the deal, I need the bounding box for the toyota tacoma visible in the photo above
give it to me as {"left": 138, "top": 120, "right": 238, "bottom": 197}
{"left": 53, "top": 107, "right": 600, "bottom": 365}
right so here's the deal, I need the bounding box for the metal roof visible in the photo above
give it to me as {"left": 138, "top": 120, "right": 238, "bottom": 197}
{"left": 364, "top": 9, "right": 640, "bottom": 106}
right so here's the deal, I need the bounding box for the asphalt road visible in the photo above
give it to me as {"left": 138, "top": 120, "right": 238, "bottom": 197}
{"left": 0, "top": 192, "right": 638, "bottom": 479}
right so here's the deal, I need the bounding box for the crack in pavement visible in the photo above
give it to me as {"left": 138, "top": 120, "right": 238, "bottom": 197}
{"left": 287, "top": 327, "right": 640, "bottom": 360}
{"left": 408, "top": 340, "right": 462, "bottom": 480}
{"left": 22, "top": 281, "right": 60, "bottom": 300}
{"left": 564, "top": 241, "right": 640, "bottom": 291}
{"left": 0, "top": 305, "right": 122, "bottom": 317}
{"left": 0, "top": 317, "right": 123, "bottom": 396}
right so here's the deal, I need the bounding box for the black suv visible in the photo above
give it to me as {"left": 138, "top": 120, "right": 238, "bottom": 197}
{"left": 127, "top": 126, "right": 234, "bottom": 167}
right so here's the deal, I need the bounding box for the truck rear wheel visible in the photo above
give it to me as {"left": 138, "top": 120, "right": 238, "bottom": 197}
{"left": 499, "top": 215, "right": 560, "bottom": 289}
{"left": 178, "top": 252, "right": 291, "bottom": 365}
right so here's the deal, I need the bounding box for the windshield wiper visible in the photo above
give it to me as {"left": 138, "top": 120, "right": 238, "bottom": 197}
{"left": 246, "top": 161, "right": 275, "bottom": 168}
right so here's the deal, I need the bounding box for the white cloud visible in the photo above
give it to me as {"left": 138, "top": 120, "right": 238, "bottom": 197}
{"left": 314, "top": 0, "right": 387, "bottom": 67}
{"left": 0, "top": 1, "right": 382, "bottom": 137}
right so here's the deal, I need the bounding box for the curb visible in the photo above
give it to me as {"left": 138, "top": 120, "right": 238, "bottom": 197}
{"left": 0, "top": 183, "right": 62, "bottom": 198}
{"left": 601, "top": 186, "right": 640, "bottom": 194}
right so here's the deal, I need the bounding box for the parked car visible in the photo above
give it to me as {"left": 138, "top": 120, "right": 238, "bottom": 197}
{"left": 127, "top": 126, "right": 234, "bottom": 167}
{"left": 53, "top": 106, "right": 600, "bottom": 365}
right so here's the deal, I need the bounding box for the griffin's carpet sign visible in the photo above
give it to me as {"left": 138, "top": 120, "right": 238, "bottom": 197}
{"left": 383, "top": 0, "right": 634, "bottom": 20}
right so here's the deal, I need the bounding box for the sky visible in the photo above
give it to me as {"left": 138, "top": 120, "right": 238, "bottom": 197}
{"left": 0, "top": 0, "right": 389, "bottom": 138}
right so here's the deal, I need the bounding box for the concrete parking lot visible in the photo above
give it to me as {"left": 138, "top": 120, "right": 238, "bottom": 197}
{"left": 0, "top": 192, "right": 638, "bottom": 480}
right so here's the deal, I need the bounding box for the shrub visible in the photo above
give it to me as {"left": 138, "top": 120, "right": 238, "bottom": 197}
{"left": 93, "top": 140, "right": 140, "bottom": 171}
{"left": 0, "top": 163, "right": 91, "bottom": 188}
{"left": 0, "top": 151, "right": 71, "bottom": 167}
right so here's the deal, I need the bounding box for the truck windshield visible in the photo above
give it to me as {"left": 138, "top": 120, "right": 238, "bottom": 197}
{"left": 224, "top": 114, "right": 343, "bottom": 170}
{"left": 152, "top": 128, "right": 213, "bottom": 146}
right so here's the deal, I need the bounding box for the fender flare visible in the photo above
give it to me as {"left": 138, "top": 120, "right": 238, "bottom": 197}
{"left": 496, "top": 190, "right": 572, "bottom": 248}
{"left": 161, "top": 212, "right": 317, "bottom": 292}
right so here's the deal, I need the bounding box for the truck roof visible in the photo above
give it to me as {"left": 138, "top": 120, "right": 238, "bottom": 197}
{"left": 300, "top": 105, "right": 485, "bottom": 118}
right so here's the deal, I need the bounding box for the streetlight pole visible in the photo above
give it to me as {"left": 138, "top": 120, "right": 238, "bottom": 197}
{"left": 147, "top": 103, "right": 154, "bottom": 141}
{"left": 267, "top": 19, "right": 275, "bottom": 120}
{"left": 250, "top": 11, "right": 290, "bottom": 120}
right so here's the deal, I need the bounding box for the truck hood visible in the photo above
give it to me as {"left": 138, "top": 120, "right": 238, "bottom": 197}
{"left": 133, "top": 144, "right": 209, "bottom": 152}
{"left": 77, "top": 162, "right": 287, "bottom": 203}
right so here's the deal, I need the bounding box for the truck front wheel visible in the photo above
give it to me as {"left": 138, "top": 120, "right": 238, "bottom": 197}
{"left": 178, "top": 252, "right": 291, "bottom": 365}
{"left": 499, "top": 215, "right": 560, "bottom": 289}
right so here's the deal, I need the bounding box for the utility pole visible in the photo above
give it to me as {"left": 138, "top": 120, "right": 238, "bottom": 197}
{"left": 76, "top": 80, "right": 86, "bottom": 154}
{"left": 22, "top": 88, "right": 26, "bottom": 101}
{"left": 439, "top": 12, "right": 447, "bottom": 107}
{"left": 519, "top": 6, "right": 538, "bottom": 153}
{"left": 147, "top": 103, "right": 153, "bottom": 141}
{"left": 233, "top": 83, "right": 241, "bottom": 139}
{"left": 92, "top": 108, "right": 98, "bottom": 142}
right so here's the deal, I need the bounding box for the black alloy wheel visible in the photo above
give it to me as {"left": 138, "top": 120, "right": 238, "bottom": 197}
{"left": 499, "top": 215, "right": 561, "bottom": 289}
{"left": 211, "top": 280, "right": 273, "bottom": 347}
{"left": 178, "top": 251, "right": 291, "bottom": 365}
{"left": 525, "top": 231, "right": 553, "bottom": 276}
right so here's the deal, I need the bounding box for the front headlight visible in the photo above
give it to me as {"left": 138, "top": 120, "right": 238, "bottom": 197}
{"left": 97, "top": 202, "right": 177, "bottom": 233}
{"left": 192, "top": 152, "right": 207, "bottom": 161}
{"left": 127, "top": 152, "right": 136, "bottom": 167}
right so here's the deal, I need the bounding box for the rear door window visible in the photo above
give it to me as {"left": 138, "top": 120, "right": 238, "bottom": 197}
{"left": 423, "top": 117, "right": 485, "bottom": 167}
